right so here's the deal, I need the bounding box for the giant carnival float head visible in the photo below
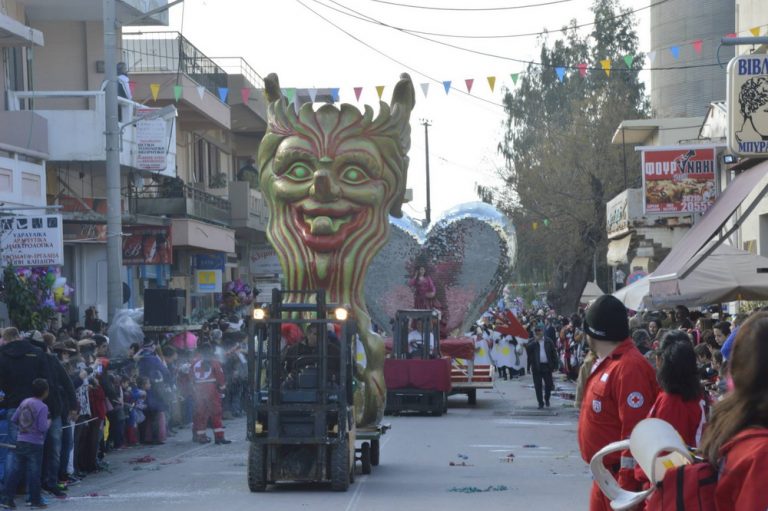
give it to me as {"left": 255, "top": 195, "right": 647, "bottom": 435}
{"left": 257, "top": 73, "right": 416, "bottom": 426}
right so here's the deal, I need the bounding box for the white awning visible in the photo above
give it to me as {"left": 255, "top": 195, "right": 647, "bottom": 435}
{"left": 607, "top": 235, "right": 632, "bottom": 266}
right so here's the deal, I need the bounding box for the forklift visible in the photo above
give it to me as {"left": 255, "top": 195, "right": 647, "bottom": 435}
{"left": 246, "top": 289, "right": 356, "bottom": 491}
{"left": 384, "top": 309, "right": 451, "bottom": 415}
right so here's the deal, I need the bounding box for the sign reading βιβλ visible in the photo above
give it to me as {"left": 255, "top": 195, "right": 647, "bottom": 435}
{"left": 0, "top": 214, "right": 64, "bottom": 267}
{"left": 728, "top": 54, "right": 768, "bottom": 157}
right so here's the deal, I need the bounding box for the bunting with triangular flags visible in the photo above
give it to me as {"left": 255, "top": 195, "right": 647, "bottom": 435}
{"left": 577, "top": 63, "right": 588, "bottom": 77}
{"left": 670, "top": 46, "right": 680, "bottom": 60}
{"left": 150, "top": 83, "right": 160, "bottom": 101}
{"left": 353, "top": 87, "right": 363, "bottom": 101}
{"left": 128, "top": 81, "right": 136, "bottom": 97}
{"left": 308, "top": 88, "right": 318, "bottom": 103}
{"left": 420, "top": 83, "right": 429, "bottom": 98}
{"left": 623, "top": 55, "right": 634, "bottom": 68}
{"left": 197, "top": 85, "right": 205, "bottom": 100}
{"left": 465, "top": 79, "right": 474, "bottom": 93}
{"left": 330, "top": 88, "right": 340, "bottom": 102}
{"left": 555, "top": 67, "right": 565, "bottom": 82}
{"left": 173, "top": 85, "right": 182, "bottom": 102}
{"left": 375, "top": 85, "right": 385, "bottom": 99}
{"left": 283, "top": 88, "right": 296, "bottom": 104}
{"left": 218, "top": 87, "right": 228, "bottom": 103}
{"left": 510, "top": 73, "right": 520, "bottom": 85}
{"left": 443, "top": 81, "right": 451, "bottom": 94}
{"left": 487, "top": 76, "right": 496, "bottom": 92}
{"left": 600, "top": 59, "right": 611, "bottom": 77}
{"left": 692, "top": 39, "right": 703, "bottom": 55}
{"left": 750, "top": 26, "right": 761, "bottom": 37}
{"left": 240, "top": 88, "right": 250, "bottom": 104}
{"left": 648, "top": 50, "right": 657, "bottom": 63}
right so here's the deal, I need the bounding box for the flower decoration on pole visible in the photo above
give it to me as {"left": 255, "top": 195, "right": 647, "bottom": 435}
{"left": 1, "top": 266, "right": 73, "bottom": 330}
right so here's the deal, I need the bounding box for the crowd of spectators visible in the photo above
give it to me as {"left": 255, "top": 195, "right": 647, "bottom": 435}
{"left": 0, "top": 314, "right": 249, "bottom": 506}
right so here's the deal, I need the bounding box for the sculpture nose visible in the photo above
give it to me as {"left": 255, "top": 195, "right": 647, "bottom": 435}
{"left": 310, "top": 170, "right": 341, "bottom": 201}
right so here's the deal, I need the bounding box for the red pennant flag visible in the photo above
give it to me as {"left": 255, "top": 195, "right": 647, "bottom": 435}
{"left": 129, "top": 81, "right": 137, "bottom": 97}
{"left": 465, "top": 79, "right": 474, "bottom": 93}
{"left": 241, "top": 88, "right": 250, "bottom": 104}
{"left": 577, "top": 63, "right": 588, "bottom": 77}
{"left": 353, "top": 87, "right": 363, "bottom": 101}
{"left": 725, "top": 32, "right": 737, "bottom": 38}
{"left": 692, "top": 39, "right": 703, "bottom": 55}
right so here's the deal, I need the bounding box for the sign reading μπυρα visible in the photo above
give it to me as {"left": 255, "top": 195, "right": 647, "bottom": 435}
{"left": 728, "top": 54, "right": 768, "bottom": 157}
{"left": 0, "top": 214, "right": 64, "bottom": 267}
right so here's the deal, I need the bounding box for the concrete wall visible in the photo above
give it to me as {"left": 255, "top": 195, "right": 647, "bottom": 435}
{"left": 651, "top": 0, "right": 734, "bottom": 118}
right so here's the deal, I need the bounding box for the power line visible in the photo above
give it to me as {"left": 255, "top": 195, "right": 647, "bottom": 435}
{"left": 357, "top": 0, "right": 666, "bottom": 39}
{"left": 368, "top": 0, "right": 576, "bottom": 11}
{"left": 314, "top": 0, "right": 721, "bottom": 72}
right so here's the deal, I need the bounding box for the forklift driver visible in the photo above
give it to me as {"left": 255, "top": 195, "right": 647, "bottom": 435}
{"left": 283, "top": 324, "right": 341, "bottom": 383}
{"left": 407, "top": 320, "right": 436, "bottom": 358}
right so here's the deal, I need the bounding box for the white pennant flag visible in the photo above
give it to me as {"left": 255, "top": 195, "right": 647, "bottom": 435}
{"left": 308, "top": 88, "right": 318, "bottom": 103}
{"left": 196, "top": 85, "right": 205, "bottom": 100}
{"left": 648, "top": 50, "right": 657, "bottom": 64}
{"left": 420, "top": 83, "right": 429, "bottom": 98}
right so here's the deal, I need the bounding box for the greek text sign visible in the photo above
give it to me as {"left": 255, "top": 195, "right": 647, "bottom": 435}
{"left": 728, "top": 54, "right": 768, "bottom": 157}
{"left": 641, "top": 147, "right": 716, "bottom": 215}
{"left": 135, "top": 107, "right": 169, "bottom": 171}
{"left": 0, "top": 214, "right": 64, "bottom": 267}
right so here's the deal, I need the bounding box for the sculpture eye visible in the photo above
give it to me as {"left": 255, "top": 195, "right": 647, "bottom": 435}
{"left": 285, "top": 163, "right": 312, "bottom": 182}
{"left": 341, "top": 166, "right": 370, "bottom": 184}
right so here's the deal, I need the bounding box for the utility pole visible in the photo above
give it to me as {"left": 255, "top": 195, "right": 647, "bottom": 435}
{"left": 421, "top": 119, "right": 432, "bottom": 227}
{"left": 104, "top": 0, "right": 123, "bottom": 322}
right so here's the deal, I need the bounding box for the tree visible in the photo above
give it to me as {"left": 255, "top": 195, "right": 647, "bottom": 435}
{"left": 481, "top": 0, "right": 648, "bottom": 314}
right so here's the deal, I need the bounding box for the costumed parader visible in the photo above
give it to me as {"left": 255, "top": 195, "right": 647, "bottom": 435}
{"left": 408, "top": 265, "right": 438, "bottom": 310}
{"left": 192, "top": 342, "right": 231, "bottom": 445}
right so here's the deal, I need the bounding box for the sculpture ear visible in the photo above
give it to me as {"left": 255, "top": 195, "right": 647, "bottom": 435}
{"left": 390, "top": 73, "right": 415, "bottom": 115}
{"left": 264, "top": 73, "right": 282, "bottom": 103}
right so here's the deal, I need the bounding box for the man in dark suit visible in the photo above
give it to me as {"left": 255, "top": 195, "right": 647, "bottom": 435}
{"left": 526, "top": 323, "right": 558, "bottom": 409}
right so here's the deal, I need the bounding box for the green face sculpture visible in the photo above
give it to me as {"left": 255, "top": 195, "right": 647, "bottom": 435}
{"left": 258, "top": 73, "right": 415, "bottom": 426}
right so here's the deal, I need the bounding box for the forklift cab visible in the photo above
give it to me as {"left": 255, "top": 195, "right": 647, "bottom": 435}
{"left": 391, "top": 309, "right": 441, "bottom": 360}
{"left": 246, "top": 289, "right": 357, "bottom": 491}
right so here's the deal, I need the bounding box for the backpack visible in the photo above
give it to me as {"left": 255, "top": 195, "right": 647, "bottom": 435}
{"left": 645, "top": 461, "right": 717, "bottom": 511}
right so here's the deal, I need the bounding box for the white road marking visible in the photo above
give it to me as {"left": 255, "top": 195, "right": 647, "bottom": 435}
{"left": 345, "top": 433, "right": 392, "bottom": 511}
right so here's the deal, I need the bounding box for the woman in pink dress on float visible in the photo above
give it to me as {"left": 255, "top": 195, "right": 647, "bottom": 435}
{"left": 408, "top": 265, "right": 438, "bottom": 310}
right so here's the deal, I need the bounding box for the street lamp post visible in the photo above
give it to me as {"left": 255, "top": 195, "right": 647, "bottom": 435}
{"left": 421, "top": 119, "right": 432, "bottom": 227}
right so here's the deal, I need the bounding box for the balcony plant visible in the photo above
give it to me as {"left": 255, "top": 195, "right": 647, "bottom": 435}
{"left": 209, "top": 172, "right": 228, "bottom": 189}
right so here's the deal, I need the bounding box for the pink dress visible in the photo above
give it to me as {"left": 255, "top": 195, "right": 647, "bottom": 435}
{"left": 408, "top": 275, "right": 437, "bottom": 310}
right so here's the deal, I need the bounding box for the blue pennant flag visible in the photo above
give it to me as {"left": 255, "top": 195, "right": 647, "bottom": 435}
{"left": 555, "top": 67, "right": 566, "bottom": 82}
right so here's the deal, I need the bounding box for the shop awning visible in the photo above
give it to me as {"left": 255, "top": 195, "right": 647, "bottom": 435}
{"left": 650, "top": 160, "right": 768, "bottom": 292}
{"left": 607, "top": 235, "right": 632, "bottom": 266}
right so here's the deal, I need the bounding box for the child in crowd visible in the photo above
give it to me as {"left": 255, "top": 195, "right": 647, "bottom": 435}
{"left": 3, "top": 378, "right": 51, "bottom": 510}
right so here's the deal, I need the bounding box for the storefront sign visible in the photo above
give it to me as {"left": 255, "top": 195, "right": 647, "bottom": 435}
{"left": 194, "top": 253, "right": 226, "bottom": 271}
{"left": 122, "top": 225, "right": 172, "bottom": 265}
{"left": 195, "top": 269, "right": 222, "bottom": 293}
{"left": 135, "top": 107, "right": 170, "bottom": 172}
{"left": 250, "top": 244, "right": 282, "bottom": 275}
{"left": 727, "top": 54, "right": 768, "bottom": 157}
{"left": 0, "top": 214, "right": 64, "bottom": 267}
{"left": 641, "top": 146, "right": 716, "bottom": 215}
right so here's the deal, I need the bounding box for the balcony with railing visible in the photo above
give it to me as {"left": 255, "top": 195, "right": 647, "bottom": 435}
{"left": 5, "top": 90, "right": 176, "bottom": 173}
{"left": 228, "top": 181, "right": 269, "bottom": 232}
{"left": 122, "top": 31, "right": 230, "bottom": 129}
{"left": 129, "top": 181, "right": 232, "bottom": 227}
{"left": 211, "top": 57, "right": 268, "bottom": 132}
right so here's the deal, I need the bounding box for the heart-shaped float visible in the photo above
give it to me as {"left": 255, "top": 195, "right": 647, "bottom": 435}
{"left": 364, "top": 202, "right": 516, "bottom": 337}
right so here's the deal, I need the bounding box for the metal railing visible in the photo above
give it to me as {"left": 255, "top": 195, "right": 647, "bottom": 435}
{"left": 122, "top": 31, "right": 227, "bottom": 97}
{"left": 130, "top": 181, "right": 231, "bottom": 225}
{"left": 212, "top": 57, "right": 264, "bottom": 90}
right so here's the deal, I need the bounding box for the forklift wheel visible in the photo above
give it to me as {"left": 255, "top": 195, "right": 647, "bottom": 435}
{"left": 331, "top": 442, "right": 351, "bottom": 491}
{"left": 468, "top": 389, "right": 477, "bottom": 405}
{"left": 247, "top": 442, "right": 267, "bottom": 492}
{"left": 370, "top": 439, "right": 380, "bottom": 466}
{"left": 360, "top": 442, "right": 372, "bottom": 474}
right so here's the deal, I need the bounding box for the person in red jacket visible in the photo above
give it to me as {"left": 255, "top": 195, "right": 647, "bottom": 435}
{"left": 578, "top": 295, "right": 659, "bottom": 511}
{"left": 700, "top": 311, "right": 768, "bottom": 511}
{"left": 191, "top": 343, "right": 231, "bottom": 445}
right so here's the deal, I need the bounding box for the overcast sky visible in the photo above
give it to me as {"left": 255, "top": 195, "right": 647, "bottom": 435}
{"left": 166, "top": 0, "right": 651, "bottom": 221}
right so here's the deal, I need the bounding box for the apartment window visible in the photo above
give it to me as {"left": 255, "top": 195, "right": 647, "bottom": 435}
{"left": 2, "top": 47, "right": 31, "bottom": 109}
{"left": 207, "top": 144, "right": 221, "bottom": 184}
{"left": 193, "top": 138, "right": 206, "bottom": 184}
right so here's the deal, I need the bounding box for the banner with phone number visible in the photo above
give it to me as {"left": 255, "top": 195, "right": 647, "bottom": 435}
{"left": 642, "top": 146, "right": 717, "bottom": 215}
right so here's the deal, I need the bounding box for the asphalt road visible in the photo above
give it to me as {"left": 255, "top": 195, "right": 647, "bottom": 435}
{"left": 52, "top": 374, "right": 592, "bottom": 511}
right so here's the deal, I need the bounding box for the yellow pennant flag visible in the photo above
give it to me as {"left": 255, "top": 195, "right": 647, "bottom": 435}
{"left": 487, "top": 76, "right": 496, "bottom": 92}
{"left": 375, "top": 85, "right": 385, "bottom": 99}
{"left": 600, "top": 59, "right": 611, "bottom": 77}
{"left": 150, "top": 83, "right": 161, "bottom": 101}
{"left": 750, "top": 26, "right": 761, "bottom": 37}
